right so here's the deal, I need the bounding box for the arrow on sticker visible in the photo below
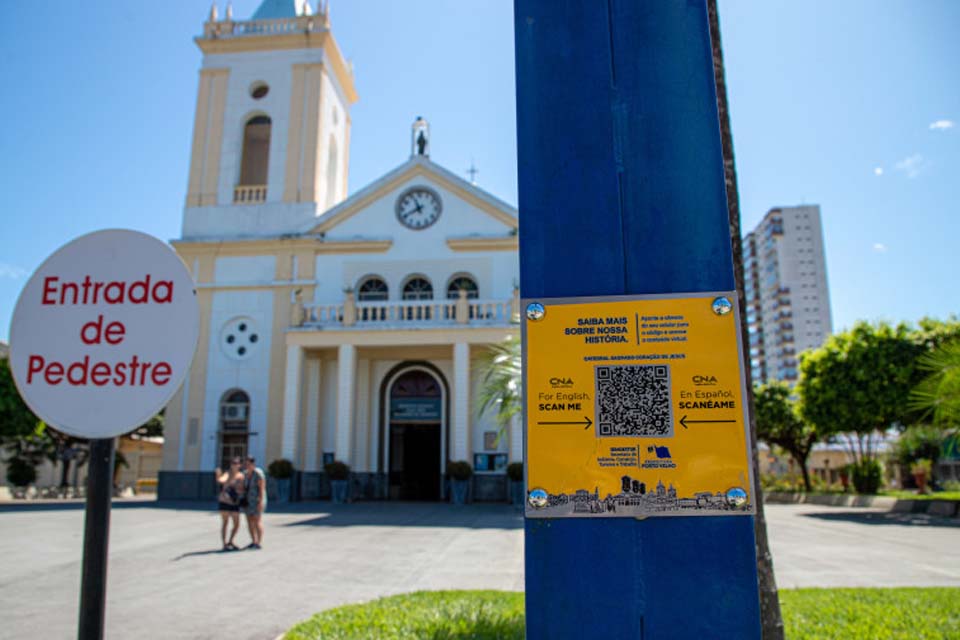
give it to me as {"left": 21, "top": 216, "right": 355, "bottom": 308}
{"left": 679, "top": 415, "right": 737, "bottom": 429}
{"left": 537, "top": 416, "right": 593, "bottom": 430}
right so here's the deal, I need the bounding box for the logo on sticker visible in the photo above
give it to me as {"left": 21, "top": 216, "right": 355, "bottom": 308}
{"left": 642, "top": 444, "right": 677, "bottom": 469}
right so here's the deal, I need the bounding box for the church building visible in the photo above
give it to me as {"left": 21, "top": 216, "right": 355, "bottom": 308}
{"left": 159, "top": 0, "right": 521, "bottom": 501}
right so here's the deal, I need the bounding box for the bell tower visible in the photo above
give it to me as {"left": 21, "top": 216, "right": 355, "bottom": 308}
{"left": 182, "top": 0, "right": 358, "bottom": 238}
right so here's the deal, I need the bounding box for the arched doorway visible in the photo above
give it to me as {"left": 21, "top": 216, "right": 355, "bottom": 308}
{"left": 387, "top": 368, "right": 443, "bottom": 500}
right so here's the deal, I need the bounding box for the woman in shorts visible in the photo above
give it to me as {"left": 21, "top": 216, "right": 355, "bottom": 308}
{"left": 214, "top": 458, "right": 244, "bottom": 551}
{"left": 243, "top": 456, "right": 267, "bottom": 549}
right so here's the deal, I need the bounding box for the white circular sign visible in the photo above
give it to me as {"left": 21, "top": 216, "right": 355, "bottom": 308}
{"left": 9, "top": 230, "right": 199, "bottom": 439}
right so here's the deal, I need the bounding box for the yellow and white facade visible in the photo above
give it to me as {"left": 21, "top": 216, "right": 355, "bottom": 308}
{"left": 159, "top": 0, "right": 520, "bottom": 501}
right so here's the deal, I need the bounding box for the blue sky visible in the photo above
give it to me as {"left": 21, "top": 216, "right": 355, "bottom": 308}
{"left": 0, "top": 0, "right": 957, "bottom": 341}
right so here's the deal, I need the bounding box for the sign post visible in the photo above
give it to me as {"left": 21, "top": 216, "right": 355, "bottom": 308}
{"left": 78, "top": 438, "right": 115, "bottom": 639}
{"left": 515, "top": 2, "right": 761, "bottom": 637}
{"left": 9, "top": 229, "right": 199, "bottom": 640}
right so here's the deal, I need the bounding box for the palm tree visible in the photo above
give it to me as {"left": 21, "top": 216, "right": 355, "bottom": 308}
{"left": 910, "top": 340, "right": 960, "bottom": 427}
{"left": 473, "top": 335, "right": 521, "bottom": 444}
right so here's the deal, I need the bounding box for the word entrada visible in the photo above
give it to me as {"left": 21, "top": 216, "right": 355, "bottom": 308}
{"left": 41, "top": 275, "right": 174, "bottom": 305}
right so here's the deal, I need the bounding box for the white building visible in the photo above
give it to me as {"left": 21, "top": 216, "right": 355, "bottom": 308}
{"left": 159, "top": 0, "right": 520, "bottom": 501}
{"left": 743, "top": 205, "right": 832, "bottom": 383}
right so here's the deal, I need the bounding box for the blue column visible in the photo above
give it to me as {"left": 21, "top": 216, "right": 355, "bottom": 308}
{"left": 515, "top": 2, "right": 761, "bottom": 638}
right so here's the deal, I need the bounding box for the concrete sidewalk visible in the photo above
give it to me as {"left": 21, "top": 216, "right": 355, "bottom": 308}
{"left": 0, "top": 502, "right": 523, "bottom": 640}
{"left": 1, "top": 501, "right": 958, "bottom": 639}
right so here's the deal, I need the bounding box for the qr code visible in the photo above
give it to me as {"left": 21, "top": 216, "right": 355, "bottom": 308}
{"left": 595, "top": 364, "right": 673, "bottom": 437}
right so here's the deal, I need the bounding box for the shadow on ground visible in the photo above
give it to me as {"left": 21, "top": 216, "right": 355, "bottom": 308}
{"left": 0, "top": 499, "right": 525, "bottom": 531}
{"left": 172, "top": 547, "right": 239, "bottom": 561}
{"left": 282, "top": 503, "right": 523, "bottom": 530}
{"left": 802, "top": 510, "right": 960, "bottom": 528}
{"left": 0, "top": 499, "right": 159, "bottom": 513}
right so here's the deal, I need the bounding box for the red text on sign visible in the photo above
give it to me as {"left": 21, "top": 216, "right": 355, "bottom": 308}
{"left": 41, "top": 275, "right": 174, "bottom": 306}
{"left": 26, "top": 355, "right": 173, "bottom": 387}
{"left": 80, "top": 315, "right": 126, "bottom": 345}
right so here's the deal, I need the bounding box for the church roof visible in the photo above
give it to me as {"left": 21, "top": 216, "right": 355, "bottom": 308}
{"left": 304, "top": 155, "right": 518, "bottom": 235}
{"left": 251, "top": 0, "right": 311, "bottom": 20}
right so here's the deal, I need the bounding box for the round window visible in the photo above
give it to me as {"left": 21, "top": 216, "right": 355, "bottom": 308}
{"left": 220, "top": 317, "right": 261, "bottom": 361}
{"left": 250, "top": 82, "right": 269, "bottom": 100}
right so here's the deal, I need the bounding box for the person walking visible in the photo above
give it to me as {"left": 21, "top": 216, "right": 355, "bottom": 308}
{"left": 243, "top": 456, "right": 267, "bottom": 549}
{"left": 214, "top": 458, "right": 244, "bottom": 551}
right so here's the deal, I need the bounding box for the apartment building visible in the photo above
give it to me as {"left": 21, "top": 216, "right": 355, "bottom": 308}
{"left": 744, "top": 205, "right": 832, "bottom": 383}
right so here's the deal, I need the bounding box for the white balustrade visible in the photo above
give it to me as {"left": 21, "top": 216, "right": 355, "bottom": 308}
{"left": 468, "top": 299, "right": 512, "bottom": 323}
{"left": 233, "top": 184, "right": 267, "bottom": 204}
{"left": 299, "top": 298, "right": 515, "bottom": 329}
{"left": 205, "top": 16, "right": 327, "bottom": 39}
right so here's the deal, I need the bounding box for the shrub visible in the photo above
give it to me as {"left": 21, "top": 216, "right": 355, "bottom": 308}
{"left": 892, "top": 425, "right": 944, "bottom": 467}
{"left": 267, "top": 458, "right": 295, "bottom": 479}
{"left": 851, "top": 459, "right": 883, "bottom": 494}
{"left": 761, "top": 473, "right": 803, "bottom": 493}
{"left": 447, "top": 460, "right": 473, "bottom": 481}
{"left": 807, "top": 473, "right": 834, "bottom": 493}
{"left": 325, "top": 461, "right": 350, "bottom": 481}
{"left": 6, "top": 458, "right": 37, "bottom": 487}
{"left": 506, "top": 462, "right": 523, "bottom": 482}
{"left": 910, "top": 459, "right": 933, "bottom": 475}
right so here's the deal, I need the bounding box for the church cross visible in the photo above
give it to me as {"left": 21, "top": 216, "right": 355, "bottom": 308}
{"left": 466, "top": 161, "right": 479, "bottom": 185}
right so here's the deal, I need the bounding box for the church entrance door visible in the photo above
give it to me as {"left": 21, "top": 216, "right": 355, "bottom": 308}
{"left": 388, "top": 369, "right": 443, "bottom": 500}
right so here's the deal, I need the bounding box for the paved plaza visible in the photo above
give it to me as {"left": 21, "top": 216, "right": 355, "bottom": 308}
{"left": 0, "top": 501, "right": 957, "bottom": 639}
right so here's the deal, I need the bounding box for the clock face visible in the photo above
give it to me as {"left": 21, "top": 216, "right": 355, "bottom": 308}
{"left": 395, "top": 187, "right": 442, "bottom": 230}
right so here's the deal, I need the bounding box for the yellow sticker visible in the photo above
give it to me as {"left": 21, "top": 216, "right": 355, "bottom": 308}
{"left": 523, "top": 293, "right": 754, "bottom": 518}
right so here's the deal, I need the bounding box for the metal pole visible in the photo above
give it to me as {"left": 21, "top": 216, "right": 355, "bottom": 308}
{"left": 515, "top": 1, "right": 761, "bottom": 637}
{"left": 78, "top": 438, "right": 115, "bottom": 640}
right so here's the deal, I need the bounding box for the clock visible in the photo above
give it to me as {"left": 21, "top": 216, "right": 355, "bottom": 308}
{"left": 395, "top": 186, "right": 442, "bottom": 230}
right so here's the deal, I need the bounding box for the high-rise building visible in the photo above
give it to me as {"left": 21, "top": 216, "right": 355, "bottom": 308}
{"left": 743, "top": 205, "right": 832, "bottom": 384}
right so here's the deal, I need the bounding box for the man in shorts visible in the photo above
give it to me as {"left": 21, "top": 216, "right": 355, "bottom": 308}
{"left": 243, "top": 456, "right": 267, "bottom": 549}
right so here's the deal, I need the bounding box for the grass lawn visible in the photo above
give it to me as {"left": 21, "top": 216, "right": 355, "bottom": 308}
{"left": 285, "top": 588, "right": 959, "bottom": 639}
{"left": 284, "top": 591, "right": 524, "bottom": 640}
{"left": 780, "top": 588, "right": 960, "bottom": 639}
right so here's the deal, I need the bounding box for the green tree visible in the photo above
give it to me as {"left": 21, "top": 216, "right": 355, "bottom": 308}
{"left": 0, "top": 358, "right": 39, "bottom": 442}
{"left": 0, "top": 358, "right": 54, "bottom": 476}
{"left": 754, "top": 382, "right": 818, "bottom": 492}
{"left": 797, "top": 322, "right": 919, "bottom": 492}
{"left": 911, "top": 316, "right": 960, "bottom": 352}
{"left": 128, "top": 410, "right": 164, "bottom": 438}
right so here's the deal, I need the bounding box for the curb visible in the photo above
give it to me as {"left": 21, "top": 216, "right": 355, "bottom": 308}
{"left": 764, "top": 491, "right": 960, "bottom": 517}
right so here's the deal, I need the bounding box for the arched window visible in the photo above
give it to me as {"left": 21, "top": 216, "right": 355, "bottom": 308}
{"left": 402, "top": 275, "right": 433, "bottom": 321}
{"left": 357, "top": 276, "right": 388, "bottom": 322}
{"left": 325, "top": 135, "right": 338, "bottom": 210}
{"left": 446, "top": 274, "right": 479, "bottom": 320}
{"left": 402, "top": 276, "right": 434, "bottom": 301}
{"left": 446, "top": 274, "right": 479, "bottom": 299}
{"left": 219, "top": 390, "right": 250, "bottom": 468}
{"left": 357, "top": 276, "right": 388, "bottom": 301}
{"left": 403, "top": 276, "right": 433, "bottom": 300}
{"left": 237, "top": 115, "right": 271, "bottom": 200}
